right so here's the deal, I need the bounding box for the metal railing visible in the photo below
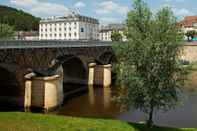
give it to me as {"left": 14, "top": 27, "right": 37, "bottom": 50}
{"left": 0, "top": 40, "right": 112, "bottom": 49}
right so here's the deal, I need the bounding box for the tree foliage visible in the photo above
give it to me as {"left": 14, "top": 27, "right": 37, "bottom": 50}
{"left": 111, "top": 31, "right": 123, "bottom": 42}
{"left": 0, "top": 5, "right": 40, "bottom": 31}
{"left": 0, "top": 23, "right": 14, "bottom": 39}
{"left": 113, "top": 0, "right": 185, "bottom": 128}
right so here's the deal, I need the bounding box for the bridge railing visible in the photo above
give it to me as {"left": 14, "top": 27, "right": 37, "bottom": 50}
{"left": 0, "top": 40, "right": 112, "bottom": 49}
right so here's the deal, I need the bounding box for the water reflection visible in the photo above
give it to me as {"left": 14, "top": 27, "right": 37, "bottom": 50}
{"left": 1, "top": 72, "right": 197, "bottom": 128}
{"left": 52, "top": 73, "right": 197, "bottom": 128}
{"left": 88, "top": 86, "right": 95, "bottom": 107}
{"left": 52, "top": 86, "right": 121, "bottom": 118}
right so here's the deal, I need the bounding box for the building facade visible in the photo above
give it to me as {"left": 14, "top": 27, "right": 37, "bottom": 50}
{"left": 15, "top": 31, "right": 39, "bottom": 40}
{"left": 39, "top": 13, "right": 99, "bottom": 40}
{"left": 179, "top": 16, "right": 197, "bottom": 33}
{"left": 99, "top": 24, "right": 127, "bottom": 41}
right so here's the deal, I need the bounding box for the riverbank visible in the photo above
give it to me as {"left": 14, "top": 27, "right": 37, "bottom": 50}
{"left": 0, "top": 112, "right": 195, "bottom": 131}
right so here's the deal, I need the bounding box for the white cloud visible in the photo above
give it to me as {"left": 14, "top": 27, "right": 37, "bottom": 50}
{"left": 100, "top": 17, "right": 123, "bottom": 25}
{"left": 172, "top": 8, "right": 193, "bottom": 17}
{"left": 165, "top": 0, "right": 185, "bottom": 2}
{"left": 30, "top": 3, "right": 69, "bottom": 17}
{"left": 74, "top": 1, "right": 86, "bottom": 8}
{"left": 95, "top": 1, "right": 129, "bottom": 15}
{"left": 10, "top": 0, "right": 36, "bottom": 7}
{"left": 9, "top": 0, "right": 70, "bottom": 17}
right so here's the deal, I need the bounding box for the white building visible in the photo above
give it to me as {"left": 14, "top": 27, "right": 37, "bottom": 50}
{"left": 99, "top": 24, "right": 127, "bottom": 41}
{"left": 39, "top": 13, "right": 99, "bottom": 40}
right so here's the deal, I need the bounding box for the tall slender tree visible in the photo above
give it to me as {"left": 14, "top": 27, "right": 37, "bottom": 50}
{"left": 113, "top": 0, "right": 185, "bottom": 128}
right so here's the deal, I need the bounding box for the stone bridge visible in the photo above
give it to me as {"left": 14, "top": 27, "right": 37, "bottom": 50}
{"left": 0, "top": 40, "right": 115, "bottom": 107}
{"left": 0, "top": 40, "right": 196, "bottom": 108}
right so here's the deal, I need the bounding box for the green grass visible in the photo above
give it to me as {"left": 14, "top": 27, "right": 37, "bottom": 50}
{"left": 0, "top": 112, "right": 195, "bottom": 131}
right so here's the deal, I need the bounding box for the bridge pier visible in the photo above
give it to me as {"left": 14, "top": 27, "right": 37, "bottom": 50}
{"left": 88, "top": 63, "right": 112, "bottom": 87}
{"left": 24, "top": 73, "right": 64, "bottom": 111}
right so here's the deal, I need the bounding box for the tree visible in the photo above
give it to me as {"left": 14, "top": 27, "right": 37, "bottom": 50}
{"left": 113, "top": 0, "right": 185, "bottom": 128}
{"left": 0, "top": 23, "right": 14, "bottom": 39}
{"left": 185, "top": 30, "right": 197, "bottom": 41}
{"left": 111, "top": 31, "right": 123, "bottom": 42}
{"left": 0, "top": 5, "right": 40, "bottom": 31}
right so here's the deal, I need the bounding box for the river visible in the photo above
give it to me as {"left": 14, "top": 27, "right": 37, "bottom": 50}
{"left": 50, "top": 71, "right": 197, "bottom": 128}
{"left": 1, "top": 72, "right": 197, "bottom": 128}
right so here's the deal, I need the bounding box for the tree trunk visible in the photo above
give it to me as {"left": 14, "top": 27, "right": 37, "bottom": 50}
{"left": 147, "top": 105, "right": 154, "bottom": 129}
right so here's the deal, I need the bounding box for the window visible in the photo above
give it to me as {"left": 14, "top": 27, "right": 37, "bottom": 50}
{"left": 54, "top": 33, "right": 57, "bottom": 37}
{"left": 69, "top": 33, "right": 71, "bottom": 37}
{"left": 64, "top": 33, "right": 66, "bottom": 37}
{"left": 54, "top": 28, "right": 56, "bottom": 31}
{"left": 81, "top": 28, "right": 84, "bottom": 32}
{"left": 59, "top": 28, "right": 61, "bottom": 31}
{"left": 74, "top": 32, "right": 77, "bottom": 37}
{"left": 69, "top": 27, "right": 71, "bottom": 31}
{"left": 50, "top": 34, "right": 52, "bottom": 37}
{"left": 45, "top": 34, "right": 47, "bottom": 37}
{"left": 45, "top": 29, "right": 47, "bottom": 31}
{"left": 64, "top": 28, "right": 67, "bottom": 31}
{"left": 50, "top": 28, "right": 52, "bottom": 32}
{"left": 59, "top": 34, "right": 61, "bottom": 37}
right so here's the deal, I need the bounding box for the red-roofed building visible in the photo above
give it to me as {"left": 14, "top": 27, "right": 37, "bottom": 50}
{"left": 178, "top": 16, "right": 197, "bottom": 33}
{"left": 15, "top": 31, "right": 39, "bottom": 40}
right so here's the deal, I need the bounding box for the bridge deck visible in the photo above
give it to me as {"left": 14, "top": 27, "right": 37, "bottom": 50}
{"left": 0, "top": 40, "right": 112, "bottom": 49}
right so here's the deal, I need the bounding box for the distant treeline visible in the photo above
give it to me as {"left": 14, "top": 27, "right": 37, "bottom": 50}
{"left": 0, "top": 5, "right": 40, "bottom": 31}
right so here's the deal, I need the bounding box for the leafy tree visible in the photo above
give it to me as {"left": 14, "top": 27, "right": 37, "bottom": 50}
{"left": 0, "top": 23, "right": 14, "bottom": 39}
{"left": 185, "top": 30, "right": 197, "bottom": 41}
{"left": 111, "top": 31, "right": 123, "bottom": 42}
{"left": 0, "top": 5, "right": 40, "bottom": 31}
{"left": 113, "top": 0, "right": 185, "bottom": 128}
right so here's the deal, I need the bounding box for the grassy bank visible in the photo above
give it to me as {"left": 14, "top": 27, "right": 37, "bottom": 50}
{"left": 0, "top": 112, "right": 196, "bottom": 131}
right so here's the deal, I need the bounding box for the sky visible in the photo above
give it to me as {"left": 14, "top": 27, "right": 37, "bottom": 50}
{"left": 0, "top": 0, "right": 197, "bottom": 25}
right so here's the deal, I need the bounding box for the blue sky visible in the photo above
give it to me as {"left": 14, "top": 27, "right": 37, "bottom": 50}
{"left": 1, "top": 0, "right": 197, "bottom": 24}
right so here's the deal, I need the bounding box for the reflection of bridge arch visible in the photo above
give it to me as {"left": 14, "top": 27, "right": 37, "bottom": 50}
{"left": 56, "top": 55, "right": 88, "bottom": 84}
{"left": 98, "top": 51, "right": 116, "bottom": 64}
{"left": 0, "top": 66, "right": 21, "bottom": 107}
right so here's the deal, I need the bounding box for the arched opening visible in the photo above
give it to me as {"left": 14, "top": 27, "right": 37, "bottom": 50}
{"left": 98, "top": 51, "right": 116, "bottom": 65}
{"left": 0, "top": 67, "right": 21, "bottom": 110}
{"left": 61, "top": 56, "right": 88, "bottom": 85}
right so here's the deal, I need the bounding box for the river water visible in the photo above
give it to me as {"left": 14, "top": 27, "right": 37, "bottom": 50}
{"left": 51, "top": 72, "right": 197, "bottom": 128}
{"left": 1, "top": 72, "right": 197, "bottom": 128}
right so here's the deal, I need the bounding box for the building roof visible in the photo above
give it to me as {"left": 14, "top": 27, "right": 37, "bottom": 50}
{"left": 100, "top": 24, "right": 125, "bottom": 32}
{"left": 40, "top": 12, "right": 99, "bottom": 24}
{"left": 178, "top": 16, "right": 197, "bottom": 28}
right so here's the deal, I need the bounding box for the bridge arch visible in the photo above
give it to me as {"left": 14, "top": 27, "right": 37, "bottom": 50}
{"left": 0, "top": 66, "right": 21, "bottom": 109}
{"left": 55, "top": 55, "right": 88, "bottom": 85}
{"left": 97, "top": 51, "right": 116, "bottom": 64}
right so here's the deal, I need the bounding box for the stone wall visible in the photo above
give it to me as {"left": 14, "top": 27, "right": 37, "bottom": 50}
{"left": 182, "top": 44, "right": 197, "bottom": 63}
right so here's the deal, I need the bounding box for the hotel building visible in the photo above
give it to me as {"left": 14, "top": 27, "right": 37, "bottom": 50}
{"left": 39, "top": 13, "right": 99, "bottom": 40}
